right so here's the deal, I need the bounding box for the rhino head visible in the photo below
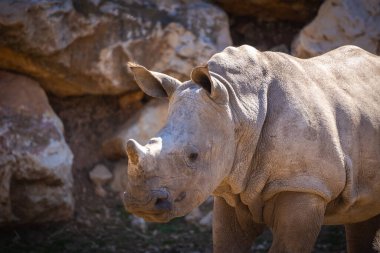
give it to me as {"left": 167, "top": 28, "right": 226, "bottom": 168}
{"left": 123, "top": 63, "right": 236, "bottom": 222}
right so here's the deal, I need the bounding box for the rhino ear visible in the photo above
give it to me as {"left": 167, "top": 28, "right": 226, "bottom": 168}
{"left": 128, "top": 62, "right": 181, "bottom": 98}
{"left": 191, "top": 65, "right": 228, "bottom": 105}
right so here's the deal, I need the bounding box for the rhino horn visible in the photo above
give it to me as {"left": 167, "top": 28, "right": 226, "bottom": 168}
{"left": 128, "top": 62, "right": 181, "bottom": 98}
{"left": 126, "top": 139, "right": 147, "bottom": 165}
{"left": 191, "top": 64, "right": 229, "bottom": 105}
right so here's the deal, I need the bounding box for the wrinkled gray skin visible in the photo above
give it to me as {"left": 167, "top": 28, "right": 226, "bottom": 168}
{"left": 123, "top": 45, "right": 380, "bottom": 253}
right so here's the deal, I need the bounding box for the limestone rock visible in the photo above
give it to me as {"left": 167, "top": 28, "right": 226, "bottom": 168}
{"left": 118, "top": 91, "right": 144, "bottom": 110}
{"left": 131, "top": 215, "right": 147, "bottom": 233}
{"left": 102, "top": 99, "right": 168, "bottom": 159}
{"left": 199, "top": 211, "right": 213, "bottom": 228}
{"left": 0, "top": 71, "right": 74, "bottom": 224}
{"left": 185, "top": 207, "right": 203, "bottom": 223}
{"left": 292, "top": 0, "right": 380, "bottom": 58}
{"left": 185, "top": 196, "right": 214, "bottom": 228}
{"left": 0, "top": 0, "right": 231, "bottom": 96}
{"left": 89, "top": 164, "right": 112, "bottom": 197}
{"left": 89, "top": 164, "right": 112, "bottom": 186}
{"left": 213, "top": 0, "right": 322, "bottom": 22}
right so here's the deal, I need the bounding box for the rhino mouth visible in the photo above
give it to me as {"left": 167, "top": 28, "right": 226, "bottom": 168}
{"left": 123, "top": 188, "right": 175, "bottom": 222}
{"left": 134, "top": 209, "right": 173, "bottom": 222}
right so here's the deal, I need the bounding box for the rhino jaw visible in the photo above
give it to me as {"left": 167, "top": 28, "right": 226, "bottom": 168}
{"left": 123, "top": 188, "right": 173, "bottom": 222}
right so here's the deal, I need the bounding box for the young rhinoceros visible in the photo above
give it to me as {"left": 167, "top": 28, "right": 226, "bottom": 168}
{"left": 123, "top": 45, "right": 380, "bottom": 253}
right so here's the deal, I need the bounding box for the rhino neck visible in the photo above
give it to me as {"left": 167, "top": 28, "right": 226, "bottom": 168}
{"left": 210, "top": 50, "right": 272, "bottom": 207}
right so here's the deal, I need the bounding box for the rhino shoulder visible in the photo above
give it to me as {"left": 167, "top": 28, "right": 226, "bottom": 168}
{"left": 208, "top": 45, "right": 261, "bottom": 66}
{"left": 316, "top": 45, "right": 379, "bottom": 62}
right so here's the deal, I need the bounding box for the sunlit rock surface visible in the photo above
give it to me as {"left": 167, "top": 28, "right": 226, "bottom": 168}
{"left": 0, "top": 0, "right": 231, "bottom": 96}
{"left": 0, "top": 71, "right": 74, "bottom": 224}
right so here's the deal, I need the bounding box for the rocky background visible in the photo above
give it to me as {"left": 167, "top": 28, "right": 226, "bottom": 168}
{"left": 0, "top": 0, "right": 379, "bottom": 252}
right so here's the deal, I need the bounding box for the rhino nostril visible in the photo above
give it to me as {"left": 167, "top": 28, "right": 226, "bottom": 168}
{"left": 154, "top": 197, "right": 172, "bottom": 211}
{"left": 174, "top": 191, "right": 186, "bottom": 202}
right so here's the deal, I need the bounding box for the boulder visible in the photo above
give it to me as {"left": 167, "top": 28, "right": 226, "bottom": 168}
{"left": 213, "top": 0, "right": 322, "bottom": 22}
{"left": 0, "top": 0, "right": 231, "bottom": 96}
{"left": 102, "top": 99, "right": 168, "bottom": 159}
{"left": 292, "top": 0, "right": 380, "bottom": 58}
{"left": 0, "top": 71, "right": 74, "bottom": 224}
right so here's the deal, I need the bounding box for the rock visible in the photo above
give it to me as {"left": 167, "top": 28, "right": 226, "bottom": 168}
{"left": 48, "top": 94, "right": 142, "bottom": 171}
{"left": 110, "top": 161, "right": 128, "bottom": 193}
{"left": 89, "top": 164, "right": 112, "bottom": 197}
{"left": 102, "top": 99, "right": 168, "bottom": 159}
{"left": 213, "top": 0, "right": 322, "bottom": 22}
{"left": 131, "top": 215, "right": 147, "bottom": 233}
{"left": 292, "top": 0, "right": 380, "bottom": 58}
{"left": 0, "top": 71, "right": 74, "bottom": 224}
{"left": 0, "top": 0, "right": 231, "bottom": 96}
{"left": 185, "top": 197, "right": 214, "bottom": 228}
{"left": 199, "top": 211, "right": 213, "bottom": 228}
{"left": 118, "top": 91, "right": 144, "bottom": 110}
{"left": 185, "top": 207, "right": 203, "bottom": 223}
{"left": 89, "top": 164, "right": 112, "bottom": 186}
{"left": 205, "top": 196, "right": 214, "bottom": 205}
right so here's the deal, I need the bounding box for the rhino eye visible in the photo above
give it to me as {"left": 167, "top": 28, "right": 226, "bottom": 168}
{"left": 188, "top": 152, "right": 198, "bottom": 162}
{"left": 184, "top": 145, "right": 199, "bottom": 167}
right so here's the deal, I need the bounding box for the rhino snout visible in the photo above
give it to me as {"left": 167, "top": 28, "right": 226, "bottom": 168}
{"left": 123, "top": 188, "right": 172, "bottom": 214}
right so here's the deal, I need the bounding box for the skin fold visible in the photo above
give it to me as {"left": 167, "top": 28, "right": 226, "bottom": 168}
{"left": 123, "top": 45, "right": 380, "bottom": 253}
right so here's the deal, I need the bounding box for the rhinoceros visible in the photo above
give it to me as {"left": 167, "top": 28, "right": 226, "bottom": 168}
{"left": 123, "top": 45, "right": 380, "bottom": 253}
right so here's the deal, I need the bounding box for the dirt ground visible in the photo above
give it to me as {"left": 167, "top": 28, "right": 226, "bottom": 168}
{"left": 0, "top": 207, "right": 346, "bottom": 253}
{"left": 0, "top": 16, "right": 349, "bottom": 253}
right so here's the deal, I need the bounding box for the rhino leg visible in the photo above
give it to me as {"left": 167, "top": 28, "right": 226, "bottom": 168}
{"left": 213, "top": 196, "right": 265, "bottom": 253}
{"left": 264, "top": 192, "right": 326, "bottom": 253}
{"left": 345, "top": 214, "right": 380, "bottom": 253}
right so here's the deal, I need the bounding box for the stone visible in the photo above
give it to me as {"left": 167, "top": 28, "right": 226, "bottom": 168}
{"left": 89, "top": 164, "right": 112, "bottom": 197}
{"left": 131, "top": 215, "right": 147, "bottom": 233}
{"left": 199, "top": 211, "right": 213, "bottom": 228}
{"left": 292, "top": 0, "right": 380, "bottom": 58}
{"left": 89, "top": 164, "right": 112, "bottom": 186}
{"left": 48, "top": 94, "right": 143, "bottom": 171}
{"left": 185, "top": 207, "right": 203, "bottom": 223}
{"left": 213, "top": 0, "right": 322, "bottom": 22}
{"left": 102, "top": 99, "right": 168, "bottom": 159}
{"left": 185, "top": 197, "right": 214, "bottom": 227}
{"left": 118, "top": 91, "right": 144, "bottom": 110}
{"left": 0, "top": 71, "right": 74, "bottom": 224}
{"left": 110, "top": 161, "right": 128, "bottom": 193}
{"left": 0, "top": 0, "right": 231, "bottom": 96}
{"left": 229, "top": 17, "right": 303, "bottom": 52}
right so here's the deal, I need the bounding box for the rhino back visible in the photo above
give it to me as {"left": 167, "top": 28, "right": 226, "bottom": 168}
{"left": 261, "top": 46, "right": 380, "bottom": 224}
{"left": 209, "top": 45, "right": 380, "bottom": 224}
